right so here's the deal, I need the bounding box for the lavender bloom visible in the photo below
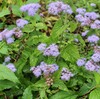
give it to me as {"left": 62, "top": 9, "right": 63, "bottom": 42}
{"left": 4, "top": 56, "right": 11, "bottom": 63}
{"left": 20, "top": 3, "right": 41, "bottom": 16}
{"left": 75, "top": 14, "right": 84, "bottom": 22}
{"left": 2, "top": 29, "right": 14, "bottom": 39}
{"left": 85, "top": 60, "right": 100, "bottom": 71}
{"left": 91, "top": 20, "right": 100, "bottom": 29}
{"left": 30, "top": 66, "right": 42, "bottom": 77}
{"left": 16, "top": 19, "right": 28, "bottom": 28}
{"left": 87, "top": 35, "right": 99, "bottom": 43}
{"left": 43, "top": 44, "right": 60, "bottom": 57}
{"left": 30, "top": 62, "right": 59, "bottom": 77}
{"left": 81, "top": 17, "right": 91, "bottom": 26}
{"left": 6, "top": 37, "right": 14, "bottom": 44}
{"left": 81, "top": 30, "right": 89, "bottom": 36}
{"left": 48, "top": 1, "right": 73, "bottom": 15}
{"left": 91, "top": 53, "right": 100, "bottom": 62}
{"left": 90, "top": 3, "right": 96, "bottom": 7}
{"left": 6, "top": 63, "right": 16, "bottom": 72}
{"left": 76, "top": 58, "right": 86, "bottom": 66}
{"left": 76, "top": 8, "right": 86, "bottom": 15}
{"left": 37, "top": 43, "right": 47, "bottom": 51}
{"left": 39, "top": 62, "right": 59, "bottom": 74}
{"left": 84, "top": 12, "right": 99, "bottom": 20}
{"left": 61, "top": 68, "right": 74, "bottom": 81}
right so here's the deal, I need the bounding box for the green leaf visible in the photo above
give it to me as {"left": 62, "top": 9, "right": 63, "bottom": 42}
{"left": 22, "top": 24, "right": 35, "bottom": 33}
{"left": 69, "top": 21, "right": 77, "bottom": 32}
{"left": 30, "top": 55, "right": 38, "bottom": 66}
{"left": 61, "top": 44, "right": 80, "bottom": 62}
{"left": 0, "top": 8, "right": 10, "bottom": 17}
{"left": 36, "top": 23, "right": 47, "bottom": 30}
{"left": 0, "top": 65, "right": 19, "bottom": 83}
{"left": 89, "top": 88, "right": 100, "bottom": 99}
{"left": 52, "top": 79, "right": 68, "bottom": 91}
{"left": 22, "top": 86, "right": 33, "bottom": 99}
{"left": 50, "top": 91, "right": 77, "bottom": 99}
{"left": 11, "top": 5, "right": 22, "bottom": 17}
{"left": 0, "top": 80, "right": 15, "bottom": 91}
{"left": 40, "top": 89, "right": 47, "bottom": 99}
{"left": 0, "top": 45, "right": 8, "bottom": 54}
{"left": 94, "top": 72, "right": 100, "bottom": 85}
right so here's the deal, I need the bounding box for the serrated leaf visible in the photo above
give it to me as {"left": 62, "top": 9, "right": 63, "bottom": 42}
{"left": 0, "top": 46, "right": 8, "bottom": 54}
{"left": 0, "top": 80, "right": 15, "bottom": 91}
{"left": 0, "top": 8, "right": 10, "bottom": 17}
{"left": 11, "top": 5, "right": 22, "bottom": 17}
{"left": 61, "top": 44, "right": 80, "bottom": 62}
{"left": 94, "top": 72, "right": 100, "bottom": 85}
{"left": 50, "top": 91, "right": 77, "bottom": 99}
{"left": 89, "top": 88, "right": 100, "bottom": 99}
{"left": 22, "top": 86, "right": 32, "bottom": 99}
{"left": 52, "top": 79, "right": 68, "bottom": 91}
{"left": 0, "top": 65, "right": 19, "bottom": 83}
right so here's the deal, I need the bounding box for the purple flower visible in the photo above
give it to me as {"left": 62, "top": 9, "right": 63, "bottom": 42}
{"left": 4, "top": 56, "right": 11, "bottom": 63}
{"left": 61, "top": 68, "right": 73, "bottom": 81}
{"left": 76, "top": 8, "right": 86, "bottom": 15}
{"left": 6, "top": 37, "right": 14, "bottom": 44}
{"left": 37, "top": 43, "right": 47, "bottom": 51}
{"left": 20, "top": 3, "right": 41, "bottom": 16}
{"left": 16, "top": 19, "right": 28, "bottom": 28}
{"left": 87, "top": 35, "right": 99, "bottom": 43}
{"left": 75, "top": 14, "right": 84, "bottom": 22}
{"left": 76, "top": 58, "right": 86, "bottom": 66}
{"left": 85, "top": 60, "right": 96, "bottom": 71}
{"left": 91, "top": 20, "right": 100, "bottom": 29}
{"left": 84, "top": 12, "right": 99, "bottom": 20}
{"left": 90, "top": 3, "right": 96, "bottom": 7}
{"left": 91, "top": 53, "right": 100, "bottom": 62}
{"left": 43, "top": 44, "right": 60, "bottom": 57}
{"left": 81, "top": 30, "right": 89, "bottom": 36}
{"left": 48, "top": 1, "right": 73, "bottom": 15}
{"left": 6, "top": 63, "right": 16, "bottom": 72}
{"left": 30, "top": 66, "right": 42, "bottom": 78}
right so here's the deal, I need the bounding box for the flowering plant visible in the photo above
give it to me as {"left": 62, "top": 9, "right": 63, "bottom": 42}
{"left": 0, "top": 0, "right": 100, "bottom": 99}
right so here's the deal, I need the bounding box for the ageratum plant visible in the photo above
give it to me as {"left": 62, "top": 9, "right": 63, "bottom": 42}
{"left": 0, "top": 0, "right": 100, "bottom": 99}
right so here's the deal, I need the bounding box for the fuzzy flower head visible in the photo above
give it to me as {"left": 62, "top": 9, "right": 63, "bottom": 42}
{"left": 76, "top": 8, "right": 86, "bottom": 15}
{"left": 16, "top": 19, "right": 28, "bottom": 28}
{"left": 76, "top": 58, "right": 86, "bottom": 66}
{"left": 30, "top": 62, "right": 59, "bottom": 77}
{"left": 87, "top": 35, "right": 99, "bottom": 43}
{"left": 61, "top": 68, "right": 74, "bottom": 81}
{"left": 6, "top": 37, "right": 14, "bottom": 44}
{"left": 91, "top": 20, "right": 100, "bottom": 29}
{"left": 85, "top": 60, "right": 96, "bottom": 71}
{"left": 6, "top": 63, "right": 16, "bottom": 72}
{"left": 37, "top": 43, "right": 47, "bottom": 51}
{"left": 84, "top": 12, "right": 99, "bottom": 20}
{"left": 91, "top": 53, "right": 100, "bottom": 62}
{"left": 48, "top": 1, "right": 73, "bottom": 15}
{"left": 43, "top": 44, "right": 60, "bottom": 57}
{"left": 4, "top": 56, "right": 11, "bottom": 63}
{"left": 20, "top": 3, "right": 41, "bottom": 16}
{"left": 81, "top": 30, "right": 89, "bottom": 37}
{"left": 90, "top": 3, "right": 96, "bottom": 7}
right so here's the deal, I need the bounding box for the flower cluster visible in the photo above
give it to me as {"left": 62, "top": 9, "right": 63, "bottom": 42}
{"left": 30, "top": 62, "right": 59, "bottom": 78}
{"left": 76, "top": 58, "right": 86, "bottom": 66}
{"left": 20, "top": 3, "right": 41, "bottom": 16}
{"left": 61, "top": 68, "right": 74, "bottom": 81}
{"left": 38, "top": 43, "right": 60, "bottom": 57}
{"left": 3, "top": 56, "right": 16, "bottom": 72}
{"left": 87, "top": 35, "right": 99, "bottom": 43}
{"left": 77, "top": 46, "right": 100, "bottom": 72}
{"left": 48, "top": 1, "right": 73, "bottom": 15}
{"left": 16, "top": 19, "right": 29, "bottom": 28}
{"left": 81, "top": 30, "right": 89, "bottom": 37}
{"left": 75, "top": 8, "right": 100, "bottom": 29}
{"left": 0, "top": 28, "right": 23, "bottom": 44}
